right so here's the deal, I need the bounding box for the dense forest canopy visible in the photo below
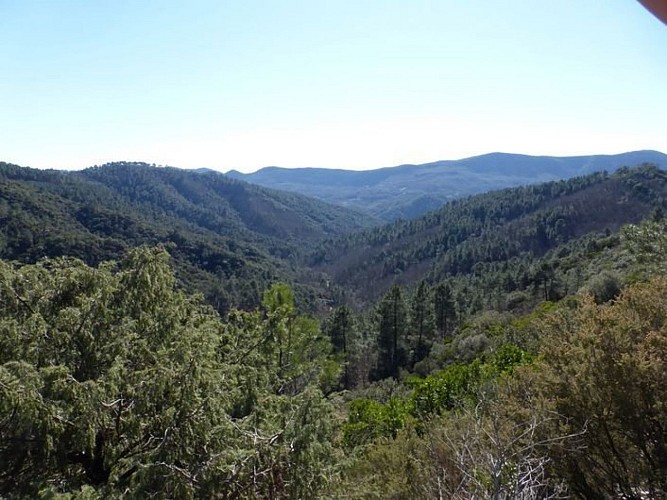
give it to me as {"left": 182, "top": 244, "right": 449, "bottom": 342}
{"left": 0, "top": 247, "right": 338, "bottom": 497}
{"left": 2, "top": 160, "right": 667, "bottom": 497}
{"left": 313, "top": 164, "right": 667, "bottom": 303}
{"left": 0, "top": 161, "right": 378, "bottom": 314}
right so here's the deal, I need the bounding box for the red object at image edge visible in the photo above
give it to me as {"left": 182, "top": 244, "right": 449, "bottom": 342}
{"left": 638, "top": 0, "right": 667, "bottom": 24}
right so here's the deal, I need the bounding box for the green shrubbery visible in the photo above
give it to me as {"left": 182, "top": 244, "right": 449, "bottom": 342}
{"left": 0, "top": 247, "right": 339, "bottom": 498}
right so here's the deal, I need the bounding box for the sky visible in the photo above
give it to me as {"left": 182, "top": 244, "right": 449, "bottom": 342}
{"left": 1, "top": 1, "right": 667, "bottom": 173}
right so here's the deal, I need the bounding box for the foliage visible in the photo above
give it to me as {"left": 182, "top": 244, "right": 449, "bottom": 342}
{"left": 408, "top": 280, "right": 436, "bottom": 365}
{"left": 0, "top": 247, "right": 338, "bottom": 498}
{"left": 335, "top": 370, "right": 570, "bottom": 500}
{"left": 342, "top": 345, "right": 533, "bottom": 447}
{"left": 343, "top": 398, "right": 413, "bottom": 449}
{"left": 313, "top": 165, "right": 667, "bottom": 303}
{"left": 433, "top": 280, "right": 455, "bottom": 339}
{"left": 410, "top": 345, "right": 533, "bottom": 419}
{"left": 322, "top": 306, "right": 358, "bottom": 389}
{"left": 580, "top": 270, "right": 622, "bottom": 303}
{"left": 0, "top": 161, "right": 376, "bottom": 314}
{"left": 374, "top": 285, "right": 408, "bottom": 380}
{"left": 5, "top": 158, "right": 667, "bottom": 498}
{"left": 532, "top": 278, "right": 667, "bottom": 498}
{"left": 621, "top": 218, "right": 667, "bottom": 275}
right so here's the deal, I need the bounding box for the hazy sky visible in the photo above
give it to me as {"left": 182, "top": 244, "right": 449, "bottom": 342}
{"left": 2, "top": 1, "right": 666, "bottom": 172}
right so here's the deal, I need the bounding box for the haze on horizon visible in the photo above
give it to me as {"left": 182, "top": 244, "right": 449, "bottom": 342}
{"left": 2, "top": 1, "right": 667, "bottom": 174}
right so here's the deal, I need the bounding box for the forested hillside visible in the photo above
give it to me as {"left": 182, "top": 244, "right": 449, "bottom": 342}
{"left": 313, "top": 164, "right": 667, "bottom": 303}
{"left": 228, "top": 150, "right": 667, "bottom": 219}
{"left": 0, "top": 161, "right": 377, "bottom": 312}
{"left": 80, "top": 162, "right": 377, "bottom": 245}
{"left": 3, "top": 160, "right": 667, "bottom": 498}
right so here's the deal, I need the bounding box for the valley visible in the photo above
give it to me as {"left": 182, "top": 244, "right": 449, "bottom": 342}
{"left": 5, "top": 1, "right": 667, "bottom": 496}
{"left": 2, "top": 156, "right": 667, "bottom": 498}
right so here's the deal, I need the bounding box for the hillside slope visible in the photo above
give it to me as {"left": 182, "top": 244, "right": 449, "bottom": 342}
{"left": 227, "top": 150, "right": 667, "bottom": 220}
{"left": 310, "top": 164, "right": 667, "bottom": 302}
{"left": 0, "top": 161, "right": 378, "bottom": 311}
{"left": 81, "top": 162, "right": 378, "bottom": 246}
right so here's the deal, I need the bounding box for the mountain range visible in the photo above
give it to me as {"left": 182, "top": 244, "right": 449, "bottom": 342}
{"left": 0, "top": 161, "right": 377, "bottom": 312}
{"left": 226, "top": 150, "right": 667, "bottom": 220}
{"left": 2, "top": 154, "right": 667, "bottom": 311}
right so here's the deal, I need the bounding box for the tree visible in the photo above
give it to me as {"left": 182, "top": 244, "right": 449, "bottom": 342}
{"left": 375, "top": 285, "right": 407, "bottom": 379}
{"left": 327, "top": 306, "right": 352, "bottom": 356}
{"left": 531, "top": 261, "right": 559, "bottom": 302}
{"left": 421, "top": 394, "right": 575, "bottom": 500}
{"left": 0, "top": 247, "right": 229, "bottom": 497}
{"left": 0, "top": 249, "right": 338, "bottom": 498}
{"left": 336, "top": 353, "right": 573, "bottom": 500}
{"left": 325, "top": 306, "right": 355, "bottom": 388}
{"left": 262, "top": 282, "right": 297, "bottom": 384}
{"left": 408, "top": 281, "right": 436, "bottom": 365}
{"left": 261, "top": 282, "right": 338, "bottom": 395}
{"left": 581, "top": 270, "right": 622, "bottom": 303}
{"left": 533, "top": 278, "right": 667, "bottom": 497}
{"left": 621, "top": 219, "right": 667, "bottom": 275}
{"left": 433, "top": 281, "right": 456, "bottom": 339}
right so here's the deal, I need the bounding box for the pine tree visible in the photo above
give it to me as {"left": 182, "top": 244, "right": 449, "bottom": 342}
{"left": 326, "top": 306, "right": 355, "bottom": 388}
{"left": 434, "top": 281, "right": 456, "bottom": 339}
{"left": 409, "top": 281, "right": 435, "bottom": 365}
{"left": 375, "top": 285, "right": 407, "bottom": 379}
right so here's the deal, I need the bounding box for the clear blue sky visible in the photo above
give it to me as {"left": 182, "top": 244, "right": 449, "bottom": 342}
{"left": 2, "top": 1, "right": 666, "bottom": 172}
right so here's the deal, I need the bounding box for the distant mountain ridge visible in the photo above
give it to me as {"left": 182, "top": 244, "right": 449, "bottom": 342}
{"left": 226, "top": 150, "right": 667, "bottom": 220}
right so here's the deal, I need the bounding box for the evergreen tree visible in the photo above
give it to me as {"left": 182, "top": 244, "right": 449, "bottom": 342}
{"left": 408, "top": 280, "right": 435, "bottom": 365}
{"left": 262, "top": 282, "right": 297, "bottom": 383}
{"left": 375, "top": 285, "right": 407, "bottom": 379}
{"left": 325, "top": 306, "right": 355, "bottom": 388}
{"left": 621, "top": 218, "right": 667, "bottom": 274}
{"left": 0, "top": 247, "right": 230, "bottom": 496}
{"left": 434, "top": 281, "right": 456, "bottom": 339}
{"left": 328, "top": 306, "right": 352, "bottom": 355}
{"left": 0, "top": 249, "right": 338, "bottom": 498}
